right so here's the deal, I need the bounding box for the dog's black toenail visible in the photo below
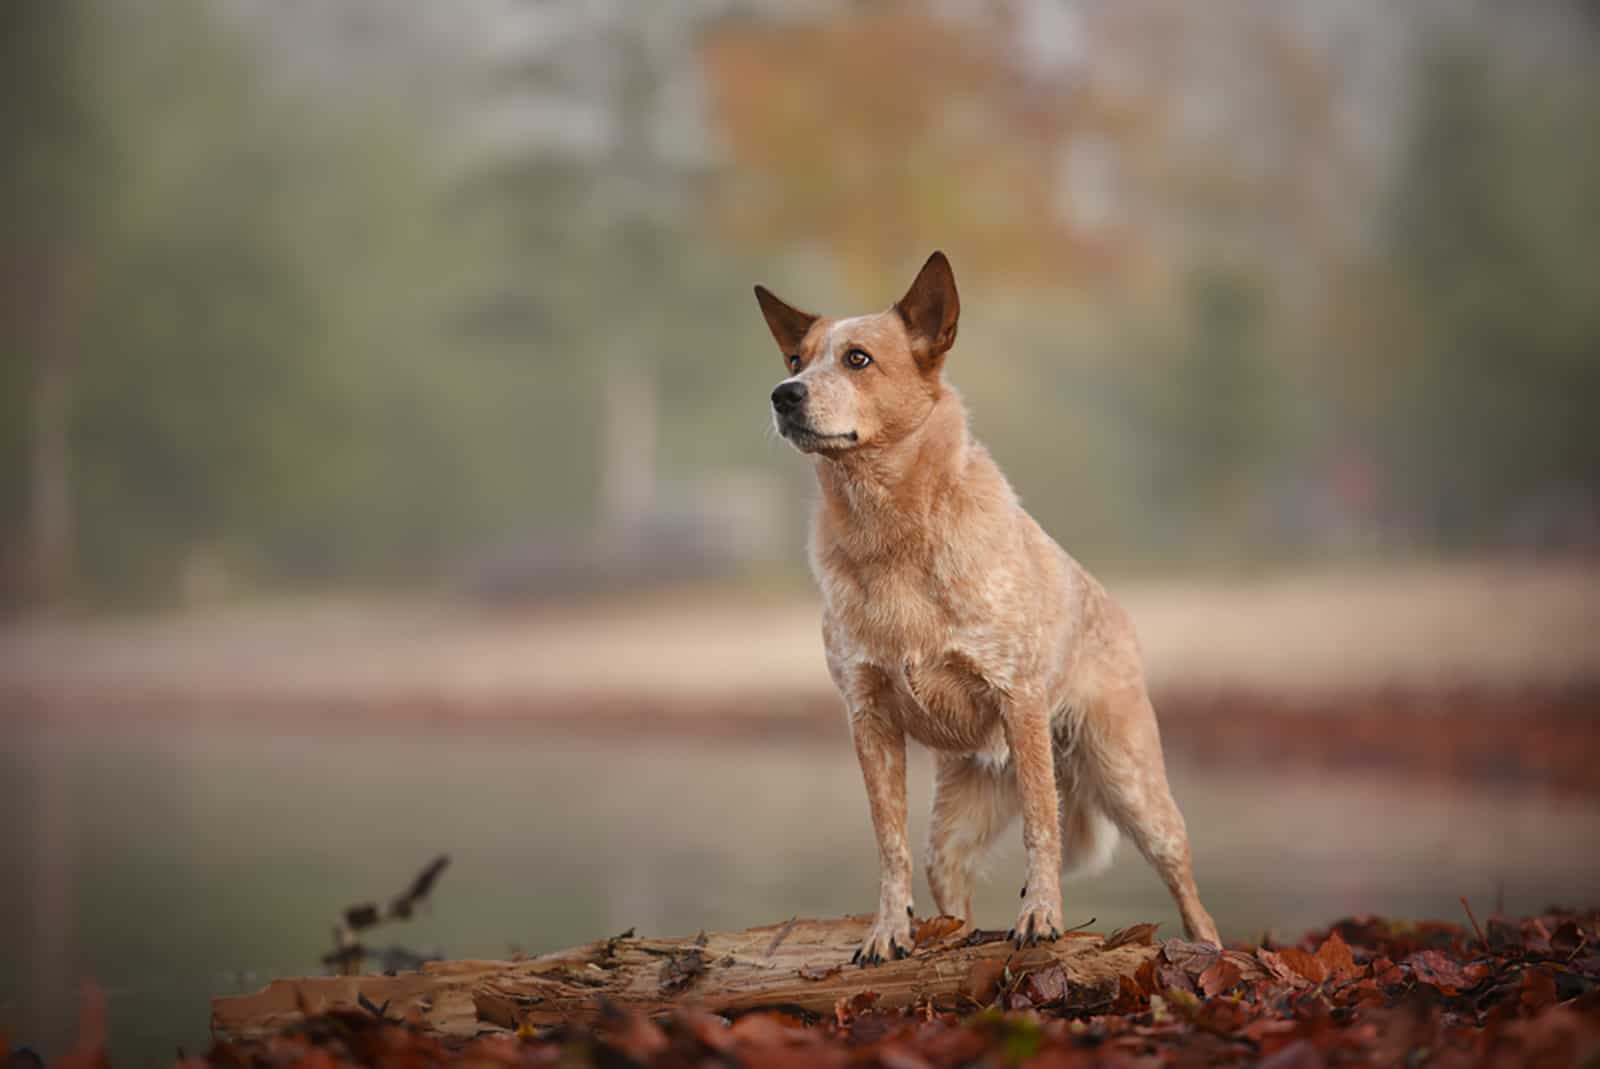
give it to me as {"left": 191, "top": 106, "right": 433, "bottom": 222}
{"left": 1020, "top": 884, "right": 1027, "bottom": 899}
{"left": 907, "top": 905, "right": 914, "bottom": 918}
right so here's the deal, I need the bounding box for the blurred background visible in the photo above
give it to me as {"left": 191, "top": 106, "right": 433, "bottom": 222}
{"left": 3, "top": 0, "right": 1599, "bottom": 1063}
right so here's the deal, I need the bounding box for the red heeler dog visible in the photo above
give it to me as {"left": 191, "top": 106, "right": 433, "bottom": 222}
{"left": 755, "top": 252, "right": 1220, "bottom": 965}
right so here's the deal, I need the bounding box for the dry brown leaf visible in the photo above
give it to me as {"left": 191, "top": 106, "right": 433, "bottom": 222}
{"left": 962, "top": 958, "right": 1007, "bottom": 1005}
{"left": 1277, "top": 946, "right": 1329, "bottom": 985}
{"left": 1103, "top": 922, "right": 1160, "bottom": 950}
{"left": 1256, "top": 948, "right": 1311, "bottom": 988}
{"left": 912, "top": 914, "right": 966, "bottom": 948}
{"left": 1199, "top": 960, "right": 1243, "bottom": 997}
{"left": 1314, "top": 930, "right": 1363, "bottom": 983}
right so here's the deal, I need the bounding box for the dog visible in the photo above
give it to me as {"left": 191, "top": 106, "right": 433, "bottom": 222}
{"left": 754, "top": 251, "right": 1220, "bottom": 965}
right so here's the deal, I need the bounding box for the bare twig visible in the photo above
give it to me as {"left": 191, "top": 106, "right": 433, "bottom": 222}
{"left": 1460, "top": 896, "right": 1487, "bottom": 950}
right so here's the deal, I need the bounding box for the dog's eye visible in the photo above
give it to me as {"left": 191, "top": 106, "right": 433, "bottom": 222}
{"left": 844, "top": 348, "right": 872, "bottom": 369}
{"left": 786, "top": 354, "right": 801, "bottom": 372}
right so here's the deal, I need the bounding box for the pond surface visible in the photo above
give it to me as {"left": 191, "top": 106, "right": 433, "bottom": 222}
{"left": 4, "top": 725, "right": 1599, "bottom": 1067}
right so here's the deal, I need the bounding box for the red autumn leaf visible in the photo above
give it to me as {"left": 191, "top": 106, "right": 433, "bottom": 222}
{"left": 962, "top": 958, "right": 1007, "bottom": 1005}
{"left": 1155, "top": 961, "right": 1198, "bottom": 997}
{"left": 1109, "top": 973, "right": 1149, "bottom": 1014}
{"left": 729, "top": 1011, "right": 813, "bottom": 1047}
{"left": 678, "top": 1010, "right": 738, "bottom": 1054}
{"left": 1519, "top": 966, "right": 1560, "bottom": 1013}
{"left": 1256, "top": 1037, "right": 1327, "bottom": 1069}
{"left": 1103, "top": 922, "right": 1160, "bottom": 949}
{"left": 1162, "top": 938, "right": 1222, "bottom": 977}
{"left": 1193, "top": 994, "right": 1252, "bottom": 1035}
{"left": 873, "top": 1040, "right": 936, "bottom": 1069}
{"left": 1132, "top": 956, "right": 1160, "bottom": 995}
{"left": 1241, "top": 1016, "right": 1301, "bottom": 1048}
{"left": 1370, "top": 955, "right": 1406, "bottom": 988}
{"left": 1277, "top": 946, "right": 1329, "bottom": 985}
{"left": 1257, "top": 948, "right": 1312, "bottom": 988}
{"left": 1015, "top": 964, "right": 1068, "bottom": 1007}
{"left": 1198, "top": 959, "right": 1243, "bottom": 997}
{"left": 1314, "top": 931, "right": 1363, "bottom": 983}
{"left": 457, "top": 1035, "right": 524, "bottom": 1067}
{"left": 912, "top": 915, "right": 966, "bottom": 948}
{"left": 1342, "top": 978, "right": 1386, "bottom": 1008}
{"left": 833, "top": 990, "right": 880, "bottom": 1027}
{"left": 595, "top": 1009, "right": 668, "bottom": 1062}
{"left": 1403, "top": 949, "right": 1492, "bottom": 995}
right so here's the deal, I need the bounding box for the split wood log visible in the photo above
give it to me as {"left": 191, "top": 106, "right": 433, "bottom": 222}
{"left": 213, "top": 915, "right": 1161, "bottom": 1043}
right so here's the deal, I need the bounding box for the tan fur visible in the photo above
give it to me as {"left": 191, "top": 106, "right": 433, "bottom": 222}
{"left": 755, "top": 252, "right": 1219, "bottom": 965}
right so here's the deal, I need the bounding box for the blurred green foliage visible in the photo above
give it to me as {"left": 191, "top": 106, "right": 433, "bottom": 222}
{"left": 2, "top": 2, "right": 1596, "bottom": 610}
{"left": 1351, "top": 33, "right": 1600, "bottom": 549}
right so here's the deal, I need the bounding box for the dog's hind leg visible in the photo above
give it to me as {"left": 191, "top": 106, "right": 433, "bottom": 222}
{"left": 925, "top": 753, "right": 1019, "bottom": 924}
{"left": 1075, "top": 685, "right": 1220, "bottom": 945}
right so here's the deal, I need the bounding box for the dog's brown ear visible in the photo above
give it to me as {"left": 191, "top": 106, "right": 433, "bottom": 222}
{"left": 753, "top": 285, "right": 819, "bottom": 358}
{"left": 894, "top": 251, "right": 960, "bottom": 365}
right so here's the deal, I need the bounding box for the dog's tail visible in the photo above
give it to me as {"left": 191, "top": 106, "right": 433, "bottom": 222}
{"left": 1061, "top": 801, "right": 1119, "bottom": 880}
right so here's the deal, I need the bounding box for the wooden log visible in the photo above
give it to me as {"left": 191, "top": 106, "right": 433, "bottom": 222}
{"left": 212, "top": 915, "right": 1160, "bottom": 1043}
{"left": 211, "top": 960, "right": 505, "bottom": 1041}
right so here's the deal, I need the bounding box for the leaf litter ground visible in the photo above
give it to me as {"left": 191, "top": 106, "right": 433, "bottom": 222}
{"left": 28, "top": 907, "right": 1600, "bottom": 1069}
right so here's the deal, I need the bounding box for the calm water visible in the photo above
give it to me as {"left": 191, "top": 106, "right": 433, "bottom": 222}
{"left": 4, "top": 724, "right": 1599, "bottom": 1066}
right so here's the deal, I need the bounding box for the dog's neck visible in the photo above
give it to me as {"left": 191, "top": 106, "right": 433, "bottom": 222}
{"left": 814, "top": 387, "right": 970, "bottom": 539}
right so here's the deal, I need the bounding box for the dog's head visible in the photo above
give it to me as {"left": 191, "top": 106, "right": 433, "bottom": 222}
{"left": 754, "top": 251, "right": 960, "bottom": 455}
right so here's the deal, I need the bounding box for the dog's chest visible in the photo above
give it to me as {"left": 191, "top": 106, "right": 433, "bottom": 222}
{"left": 821, "top": 548, "right": 1024, "bottom": 751}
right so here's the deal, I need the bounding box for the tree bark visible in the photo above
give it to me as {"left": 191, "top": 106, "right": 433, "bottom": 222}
{"left": 211, "top": 915, "right": 1158, "bottom": 1043}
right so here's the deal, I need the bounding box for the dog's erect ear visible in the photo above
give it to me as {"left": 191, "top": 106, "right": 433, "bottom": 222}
{"left": 894, "top": 251, "right": 960, "bottom": 365}
{"left": 753, "top": 285, "right": 819, "bottom": 358}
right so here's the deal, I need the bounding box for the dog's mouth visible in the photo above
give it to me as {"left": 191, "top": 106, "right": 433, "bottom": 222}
{"left": 778, "top": 418, "right": 859, "bottom": 450}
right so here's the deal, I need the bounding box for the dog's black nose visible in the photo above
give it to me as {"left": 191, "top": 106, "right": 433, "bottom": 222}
{"left": 771, "top": 381, "right": 807, "bottom": 414}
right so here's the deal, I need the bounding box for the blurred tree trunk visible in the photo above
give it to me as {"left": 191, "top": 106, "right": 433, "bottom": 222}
{"left": 26, "top": 283, "right": 75, "bottom": 609}
{"left": 2, "top": 0, "right": 91, "bottom": 609}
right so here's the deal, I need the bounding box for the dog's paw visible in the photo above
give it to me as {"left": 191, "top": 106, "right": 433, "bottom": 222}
{"left": 852, "top": 913, "right": 913, "bottom": 967}
{"left": 1008, "top": 896, "right": 1064, "bottom": 949}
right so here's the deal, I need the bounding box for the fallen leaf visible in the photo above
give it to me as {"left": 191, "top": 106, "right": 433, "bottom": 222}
{"left": 595, "top": 1008, "right": 667, "bottom": 1062}
{"left": 912, "top": 915, "right": 965, "bottom": 948}
{"left": 1519, "top": 966, "right": 1559, "bottom": 1013}
{"left": 1256, "top": 948, "right": 1311, "bottom": 988}
{"left": 1198, "top": 959, "right": 1242, "bottom": 997}
{"left": 1014, "top": 965, "right": 1067, "bottom": 1008}
{"left": 1162, "top": 939, "right": 1221, "bottom": 978}
{"left": 1403, "top": 949, "right": 1488, "bottom": 995}
{"left": 1103, "top": 922, "right": 1160, "bottom": 950}
{"left": 833, "top": 990, "right": 879, "bottom": 1028}
{"left": 1277, "top": 946, "right": 1329, "bottom": 985}
{"left": 729, "top": 1010, "right": 811, "bottom": 1046}
{"left": 1109, "top": 974, "right": 1147, "bottom": 1014}
{"left": 1257, "top": 1037, "right": 1327, "bottom": 1069}
{"left": 962, "top": 959, "right": 1006, "bottom": 1005}
{"left": 677, "top": 1010, "right": 737, "bottom": 1054}
{"left": 1313, "top": 930, "right": 1363, "bottom": 983}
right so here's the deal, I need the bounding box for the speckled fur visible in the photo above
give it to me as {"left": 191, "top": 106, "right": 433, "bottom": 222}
{"left": 754, "top": 253, "right": 1219, "bottom": 965}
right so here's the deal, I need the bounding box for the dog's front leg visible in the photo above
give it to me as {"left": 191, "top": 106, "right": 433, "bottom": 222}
{"left": 849, "top": 707, "right": 913, "bottom": 966}
{"left": 1005, "top": 698, "right": 1064, "bottom": 947}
